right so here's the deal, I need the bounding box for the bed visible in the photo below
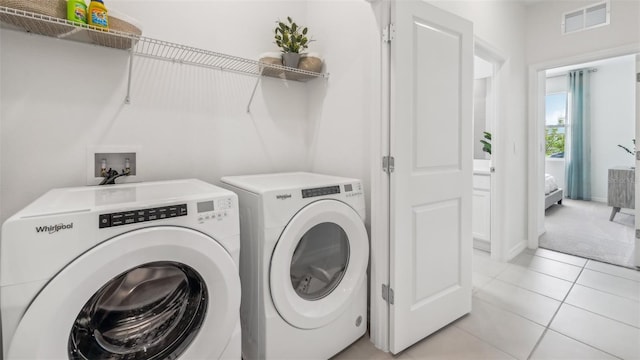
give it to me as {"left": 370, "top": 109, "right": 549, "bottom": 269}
{"left": 545, "top": 173, "right": 563, "bottom": 210}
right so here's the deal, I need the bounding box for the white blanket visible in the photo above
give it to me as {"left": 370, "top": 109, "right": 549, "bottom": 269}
{"left": 545, "top": 173, "right": 559, "bottom": 195}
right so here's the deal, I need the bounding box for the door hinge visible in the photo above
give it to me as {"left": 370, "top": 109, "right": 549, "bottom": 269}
{"left": 383, "top": 23, "right": 395, "bottom": 43}
{"left": 636, "top": 72, "right": 640, "bottom": 82}
{"left": 636, "top": 151, "right": 640, "bottom": 161}
{"left": 382, "top": 156, "right": 395, "bottom": 174}
{"left": 382, "top": 284, "right": 395, "bottom": 304}
{"left": 636, "top": 229, "right": 640, "bottom": 239}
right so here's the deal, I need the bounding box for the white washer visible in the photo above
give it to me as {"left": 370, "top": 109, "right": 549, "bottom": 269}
{"left": 1, "top": 179, "right": 241, "bottom": 360}
{"left": 221, "top": 172, "right": 368, "bottom": 360}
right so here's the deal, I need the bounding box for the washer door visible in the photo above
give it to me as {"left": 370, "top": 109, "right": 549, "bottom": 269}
{"left": 7, "top": 227, "right": 240, "bottom": 360}
{"left": 270, "top": 200, "right": 368, "bottom": 329}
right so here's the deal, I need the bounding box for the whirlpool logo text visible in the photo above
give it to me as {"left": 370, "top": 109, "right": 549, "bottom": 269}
{"left": 35, "top": 222, "right": 73, "bottom": 234}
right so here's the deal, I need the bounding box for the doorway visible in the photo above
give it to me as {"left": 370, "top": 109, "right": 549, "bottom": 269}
{"left": 472, "top": 40, "right": 505, "bottom": 260}
{"left": 528, "top": 50, "right": 639, "bottom": 269}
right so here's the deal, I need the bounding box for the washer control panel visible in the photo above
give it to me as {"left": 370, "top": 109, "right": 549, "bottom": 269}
{"left": 301, "top": 185, "right": 341, "bottom": 198}
{"left": 196, "top": 197, "right": 233, "bottom": 224}
{"left": 99, "top": 204, "right": 188, "bottom": 228}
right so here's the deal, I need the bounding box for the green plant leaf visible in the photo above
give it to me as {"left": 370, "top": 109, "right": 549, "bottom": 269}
{"left": 302, "top": 27, "right": 308, "bottom": 35}
{"left": 292, "top": 23, "right": 297, "bottom": 32}
{"left": 287, "top": 16, "right": 292, "bottom": 23}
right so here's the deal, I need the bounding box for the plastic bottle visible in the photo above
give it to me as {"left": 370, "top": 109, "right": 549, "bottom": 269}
{"left": 87, "top": 0, "right": 108, "bottom": 29}
{"left": 66, "top": 0, "right": 87, "bottom": 24}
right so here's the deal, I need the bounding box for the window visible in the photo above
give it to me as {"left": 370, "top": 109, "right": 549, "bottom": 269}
{"left": 562, "top": 1, "right": 609, "bottom": 34}
{"left": 545, "top": 92, "right": 567, "bottom": 158}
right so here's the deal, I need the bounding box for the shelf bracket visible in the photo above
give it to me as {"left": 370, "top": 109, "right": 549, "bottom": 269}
{"left": 125, "top": 47, "right": 134, "bottom": 104}
{"left": 246, "top": 77, "right": 261, "bottom": 113}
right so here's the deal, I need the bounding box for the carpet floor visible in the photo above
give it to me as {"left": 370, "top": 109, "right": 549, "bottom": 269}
{"left": 540, "top": 198, "right": 636, "bottom": 269}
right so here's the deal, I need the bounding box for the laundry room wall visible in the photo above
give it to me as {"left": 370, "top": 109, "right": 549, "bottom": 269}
{"left": 428, "top": 0, "right": 529, "bottom": 259}
{"left": 0, "top": 1, "right": 318, "bottom": 225}
{"left": 305, "top": 1, "right": 382, "bottom": 229}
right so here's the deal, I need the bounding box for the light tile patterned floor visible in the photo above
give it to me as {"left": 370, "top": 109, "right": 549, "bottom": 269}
{"left": 331, "top": 248, "right": 640, "bottom": 360}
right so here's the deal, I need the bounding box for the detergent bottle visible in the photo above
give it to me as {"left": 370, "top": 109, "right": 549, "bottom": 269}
{"left": 87, "top": 0, "right": 108, "bottom": 29}
{"left": 66, "top": 0, "right": 87, "bottom": 24}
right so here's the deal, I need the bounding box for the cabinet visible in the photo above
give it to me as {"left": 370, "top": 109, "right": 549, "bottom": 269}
{"left": 0, "top": 6, "right": 328, "bottom": 110}
{"left": 608, "top": 167, "right": 635, "bottom": 221}
{"left": 473, "top": 173, "right": 491, "bottom": 248}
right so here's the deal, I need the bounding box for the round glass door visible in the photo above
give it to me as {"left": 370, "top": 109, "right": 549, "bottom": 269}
{"left": 290, "top": 222, "right": 350, "bottom": 301}
{"left": 270, "top": 199, "right": 369, "bottom": 329}
{"left": 68, "top": 261, "right": 207, "bottom": 360}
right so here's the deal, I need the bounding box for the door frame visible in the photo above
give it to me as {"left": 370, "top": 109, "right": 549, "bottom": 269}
{"left": 474, "top": 38, "right": 506, "bottom": 261}
{"left": 527, "top": 44, "right": 640, "bottom": 250}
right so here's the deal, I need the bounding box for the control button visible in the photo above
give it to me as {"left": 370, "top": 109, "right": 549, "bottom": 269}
{"left": 159, "top": 213, "right": 167, "bottom": 219}
{"left": 148, "top": 215, "right": 157, "bottom": 221}
{"left": 124, "top": 216, "right": 136, "bottom": 224}
{"left": 198, "top": 217, "right": 204, "bottom": 222}
{"left": 112, "top": 219, "right": 124, "bottom": 226}
{"left": 99, "top": 214, "right": 111, "bottom": 228}
{"left": 111, "top": 213, "right": 124, "bottom": 220}
{"left": 223, "top": 212, "right": 228, "bottom": 217}
{"left": 178, "top": 205, "right": 188, "bottom": 216}
{"left": 169, "top": 211, "right": 178, "bottom": 217}
{"left": 137, "top": 216, "right": 145, "bottom": 222}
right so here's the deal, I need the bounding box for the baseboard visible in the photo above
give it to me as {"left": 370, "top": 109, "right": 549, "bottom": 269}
{"left": 506, "top": 240, "right": 527, "bottom": 262}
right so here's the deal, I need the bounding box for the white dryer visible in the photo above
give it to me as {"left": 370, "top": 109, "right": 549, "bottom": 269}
{"left": 1, "top": 179, "right": 241, "bottom": 360}
{"left": 221, "top": 172, "right": 369, "bottom": 360}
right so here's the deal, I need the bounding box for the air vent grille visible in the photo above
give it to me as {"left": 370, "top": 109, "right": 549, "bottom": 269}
{"left": 562, "top": 1, "right": 609, "bottom": 34}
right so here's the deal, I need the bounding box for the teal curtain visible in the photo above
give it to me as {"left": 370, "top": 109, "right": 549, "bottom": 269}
{"left": 565, "top": 69, "right": 591, "bottom": 200}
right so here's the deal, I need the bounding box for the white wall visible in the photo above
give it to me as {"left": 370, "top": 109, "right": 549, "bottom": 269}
{"left": 526, "top": 0, "right": 640, "bottom": 65}
{"left": 0, "top": 0, "right": 382, "bottom": 232}
{"left": 430, "top": 0, "right": 529, "bottom": 258}
{"left": 590, "top": 55, "right": 636, "bottom": 201}
{"left": 0, "top": 1, "right": 313, "bottom": 225}
{"left": 305, "top": 0, "right": 381, "bottom": 227}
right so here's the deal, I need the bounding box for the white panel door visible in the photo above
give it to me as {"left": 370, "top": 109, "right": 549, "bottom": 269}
{"left": 389, "top": 0, "right": 473, "bottom": 354}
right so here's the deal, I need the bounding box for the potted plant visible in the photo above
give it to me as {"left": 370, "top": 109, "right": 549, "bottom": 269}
{"left": 480, "top": 131, "right": 492, "bottom": 155}
{"left": 617, "top": 139, "right": 635, "bottom": 156}
{"left": 274, "top": 16, "right": 310, "bottom": 68}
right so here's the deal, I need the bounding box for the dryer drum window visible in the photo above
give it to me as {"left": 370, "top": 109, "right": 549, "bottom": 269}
{"left": 290, "top": 222, "right": 350, "bottom": 301}
{"left": 68, "top": 261, "right": 208, "bottom": 360}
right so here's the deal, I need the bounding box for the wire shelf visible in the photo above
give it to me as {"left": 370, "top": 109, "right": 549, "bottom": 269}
{"left": 0, "top": 6, "right": 328, "bottom": 82}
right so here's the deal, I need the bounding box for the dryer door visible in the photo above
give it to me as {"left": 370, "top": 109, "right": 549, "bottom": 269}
{"left": 270, "top": 199, "right": 369, "bottom": 329}
{"left": 7, "top": 227, "right": 240, "bottom": 360}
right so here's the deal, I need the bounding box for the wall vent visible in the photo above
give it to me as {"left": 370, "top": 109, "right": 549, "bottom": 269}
{"left": 562, "top": 1, "right": 609, "bottom": 34}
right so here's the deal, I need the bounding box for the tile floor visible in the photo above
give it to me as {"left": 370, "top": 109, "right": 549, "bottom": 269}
{"left": 331, "top": 248, "right": 640, "bottom": 360}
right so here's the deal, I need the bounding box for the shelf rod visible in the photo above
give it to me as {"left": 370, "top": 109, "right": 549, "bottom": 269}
{"left": 125, "top": 46, "right": 134, "bottom": 104}
{"left": 246, "top": 77, "right": 261, "bottom": 113}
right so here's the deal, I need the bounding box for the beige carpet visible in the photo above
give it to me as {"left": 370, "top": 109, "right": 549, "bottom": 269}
{"left": 540, "top": 198, "right": 636, "bottom": 269}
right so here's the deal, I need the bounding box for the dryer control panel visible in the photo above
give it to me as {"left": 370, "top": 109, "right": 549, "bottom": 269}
{"left": 99, "top": 204, "right": 187, "bottom": 228}
{"left": 196, "top": 197, "right": 234, "bottom": 224}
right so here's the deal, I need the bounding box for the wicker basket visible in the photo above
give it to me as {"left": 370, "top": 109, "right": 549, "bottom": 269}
{"left": 298, "top": 54, "right": 323, "bottom": 73}
{"left": 88, "top": 14, "right": 142, "bottom": 50}
{"left": 0, "top": 0, "right": 70, "bottom": 36}
{"left": 259, "top": 52, "right": 284, "bottom": 78}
